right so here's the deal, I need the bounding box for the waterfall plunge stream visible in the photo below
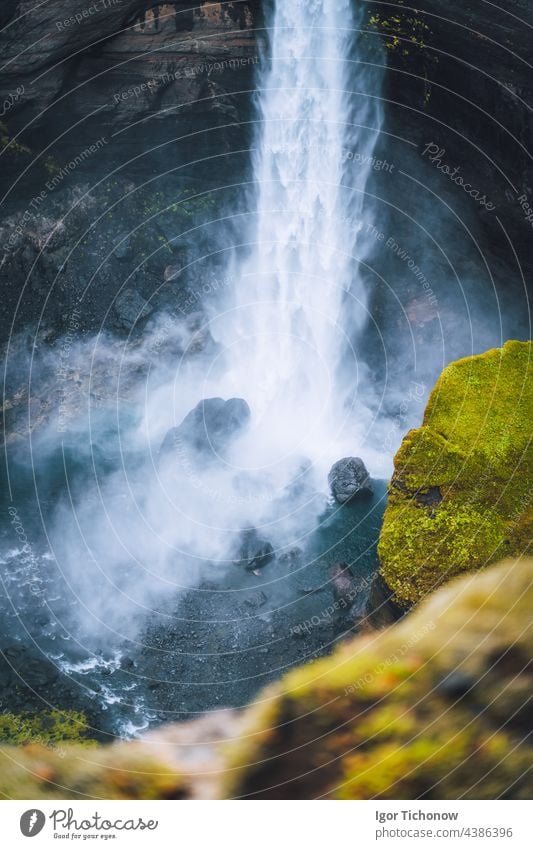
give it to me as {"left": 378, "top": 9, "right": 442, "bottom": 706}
{"left": 213, "top": 0, "right": 385, "bottom": 486}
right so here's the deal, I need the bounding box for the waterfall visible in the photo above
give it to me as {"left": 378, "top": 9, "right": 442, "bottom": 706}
{"left": 0, "top": 1, "right": 387, "bottom": 693}
{"left": 213, "top": 0, "right": 384, "bottom": 482}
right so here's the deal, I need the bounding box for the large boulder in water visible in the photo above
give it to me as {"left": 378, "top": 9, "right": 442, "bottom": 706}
{"left": 378, "top": 340, "right": 532, "bottom": 609}
{"left": 160, "top": 397, "right": 250, "bottom": 463}
{"left": 328, "top": 456, "right": 372, "bottom": 503}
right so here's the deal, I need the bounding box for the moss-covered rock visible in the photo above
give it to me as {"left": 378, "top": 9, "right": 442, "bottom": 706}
{"left": 0, "top": 741, "right": 188, "bottom": 800}
{"left": 0, "top": 709, "right": 241, "bottom": 800}
{"left": 378, "top": 340, "right": 532, "bottom": 607}
{"left": 225, "top": 556, "right": 533, "bottom": 799}
{"left": 0, "top": 710, "right": 93, "bottom": 749}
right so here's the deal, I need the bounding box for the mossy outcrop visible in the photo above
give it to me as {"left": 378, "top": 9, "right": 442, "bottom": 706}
{"left": 0, "top": 741, "right": 188, "bottom": 800}
{"left": 378, "top": 340, "right": 532, "bottom": 608}
{"left": 0, "top": 710, "right": 241, "bottom": 800}
{"left": 0, "top": 710, "right": 93, "bottom": 749}
{"left": 226, "top": 556, "right": 533, "bottom": 799}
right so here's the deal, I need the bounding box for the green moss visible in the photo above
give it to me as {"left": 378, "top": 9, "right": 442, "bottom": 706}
{"left": 0, "top": 710, "right": 94, "bottom": 748}
{"left": 339, "top": 726, "right": 525, "bottom": 800}
{"left": 378, "top": 341, "right": 532, "bottom": 607}
{"left": 366, "top": 2, "right": 437, "bottom": 107}
{"left": 379, "top": 502, "right": 505, "bottom": 605}
{"left": 367, "top": 4, "right": 436, "bottom": 63}
{"left": 225, "top": 557, "right": 533, "bottom": 799}
{"left": 0, "top": 122, "right": 31, "bottom": 158}
{"left": 368, "top": 12, "right": 430, "bottom": 53}
{"left": 0, "top": 742, "right": 186, "bottom": 800}
{"left": 44, "top": 155, "right": 61, "bottom": 175}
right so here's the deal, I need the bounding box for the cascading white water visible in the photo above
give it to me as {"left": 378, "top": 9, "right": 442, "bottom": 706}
{"left": 213, "top": 0, "right": 384, "bottom": 482}
{"left": 19, "top": 0, "right": 387, "bottom": 659}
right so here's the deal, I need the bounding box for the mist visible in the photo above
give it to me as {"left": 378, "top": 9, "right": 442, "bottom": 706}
{"left": 0, "top": 0, "right": 529, "bottom": 736}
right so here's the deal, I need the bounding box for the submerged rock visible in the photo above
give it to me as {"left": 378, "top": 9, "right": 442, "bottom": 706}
{"left": 378, "top": 340, "right": 532, "bottom": 608}
{"left": 330, "top": 564, "right": 373, "bottom": 630}
{"left": 242, "top": 591, "right": 268, "bottom": 610}
{"left": 329, "top": 562, "right": 357, "bottom": 605}
{"left": 160, "top": 397, "right": 251, "bottom": 464}
{"left": 328, "top": 456, "right": 372, "bottom": 503}
{"left": 234, "top": 528, "right": 274, "bottom": 573}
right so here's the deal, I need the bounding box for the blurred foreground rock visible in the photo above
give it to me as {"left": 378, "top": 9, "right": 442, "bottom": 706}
{"left": 226, "top": 556, "right": 533, "bottom": 799}
{"left": 1, "top": 556, "right": 531, "bottom": 799}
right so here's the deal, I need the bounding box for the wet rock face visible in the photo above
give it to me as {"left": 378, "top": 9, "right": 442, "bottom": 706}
{"left": 234, "top": 527, "right": 274, "bottom": 573}
{"left": 113, "top": 288, "right": 153, "bottom": 330}
{"left": 328, "top": 456, "right": 372, "bottom": 504}
{"left": 0, "top": 2, "right": 261, "bottom": 338}
{"left": 160, "top": 396, "right": 251, "bottom": 463}
{"left": 378, "top": 340, "right": 532, "bottom": 608}
{"left": 381, "top": 0, "right": 533, "bottom": 253}
{"left": 0, "top": 2, "right": 259, "bottom": 134}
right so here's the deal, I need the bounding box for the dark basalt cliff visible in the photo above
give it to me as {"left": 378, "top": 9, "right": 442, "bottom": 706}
{"left": 0, "top": 1, "right": 531, "bottom": 339}
{"left": 0, "top": 1, "right": 261, "bottom": 208}
{"left": 0, "top": 4, "right": 530, "bottom": 802}
{"left": 375, "top": 0, "right": 533, "bottom": 262}
{"left": 2, "top": 0, "right": 530, "bottom": 211}
{"left": 0, "top": 1, "right": 260, "bottom": 136}
{"left": 0, "top": 1, "right": 262, "bottom": 337}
